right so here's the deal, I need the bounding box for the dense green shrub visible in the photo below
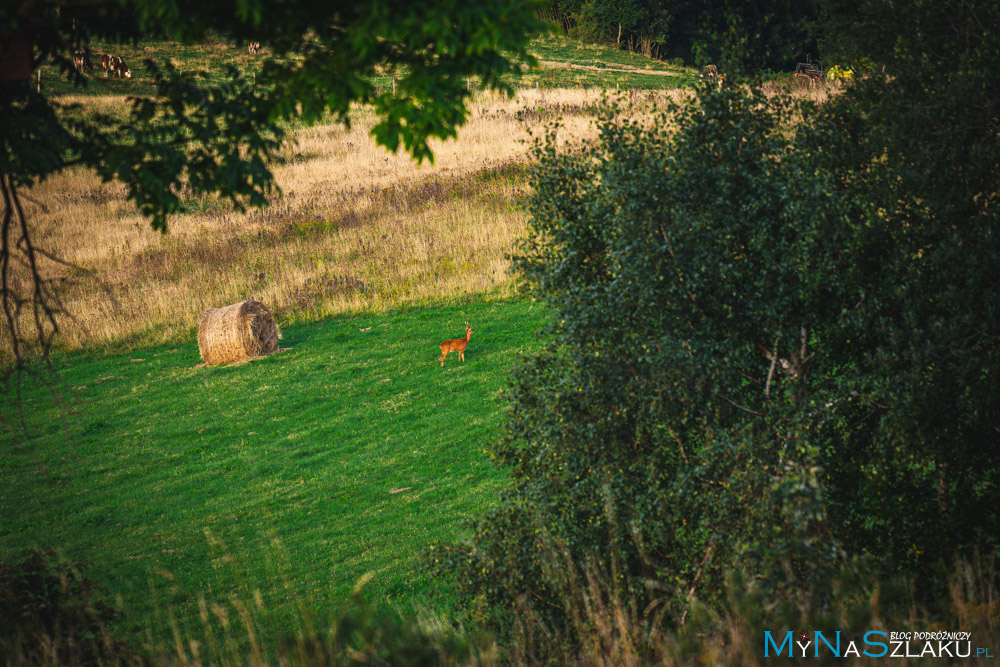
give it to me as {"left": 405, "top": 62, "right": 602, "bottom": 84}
{"left": 435, "top": 81, "right": 844, "bottom": 647}
{"left": 437, "top": 0, "right": 1000, "bottom": 654}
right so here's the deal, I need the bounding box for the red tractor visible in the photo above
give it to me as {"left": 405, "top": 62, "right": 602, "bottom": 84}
{"left": 793, "top": 61, "right": 825, "bottom": 87}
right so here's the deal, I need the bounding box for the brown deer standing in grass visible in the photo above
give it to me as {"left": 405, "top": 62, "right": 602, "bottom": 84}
{"left": 440, "top": 323, "right": 474, "bottom": 366}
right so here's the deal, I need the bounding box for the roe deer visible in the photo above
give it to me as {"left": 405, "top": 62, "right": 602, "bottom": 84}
{"left": 440, "top": 323, "right": 474, "bottom": 366}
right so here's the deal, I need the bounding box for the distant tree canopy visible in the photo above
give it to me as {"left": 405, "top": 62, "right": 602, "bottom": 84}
{"left": 436, "top": 0, "right": 1000, "bottom": 655}
{"left": 539, "top": 0, "right": 820, "bottom": 70}
{"left": 542, "top": 0, "right": 670, "bottom": 50}
{"left": 0, "top": 0, "right": 542, "bottom": 364}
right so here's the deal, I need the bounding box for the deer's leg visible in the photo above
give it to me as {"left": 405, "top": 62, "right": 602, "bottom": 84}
{"left": 460, "top": 351, "right": 465, "bottom": 362}
{"left": 440, "top": 351, "right": 447, "bottom": 366}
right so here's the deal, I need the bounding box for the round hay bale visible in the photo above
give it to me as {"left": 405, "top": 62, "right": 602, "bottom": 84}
{"left": 197, "top": 299, "right": 280, "bottom": 366}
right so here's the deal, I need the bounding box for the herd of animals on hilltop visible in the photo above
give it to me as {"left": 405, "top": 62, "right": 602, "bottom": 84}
{"left": 71, "top": 41, "right": 262, "bottom": 81}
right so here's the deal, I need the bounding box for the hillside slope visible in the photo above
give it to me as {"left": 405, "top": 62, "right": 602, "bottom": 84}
{"left": 39, "top": 32, "right": 692, "bottom": 98}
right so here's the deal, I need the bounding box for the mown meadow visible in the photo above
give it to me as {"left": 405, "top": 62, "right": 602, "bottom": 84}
{"left": 2, "top": 299, "right": 549, "bottom": 645}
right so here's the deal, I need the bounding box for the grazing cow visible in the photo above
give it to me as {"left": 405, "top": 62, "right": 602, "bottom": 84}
{"left": 111, "top": 56, "right": 132, "bottom": 78}
{"left": 101, "top": 55, "right": 131, "bottom": 78}
{"left": 248, "top": 40, "right": 261, "bottom": 55}
{"left": 72, "top": 50, "right": 93, "bottom": 73}
{"left": 699, "top": 65, "right": 726, "bottom": 89}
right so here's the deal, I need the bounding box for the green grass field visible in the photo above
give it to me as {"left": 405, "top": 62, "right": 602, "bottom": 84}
{"left": 0, "top": 299, "right": 549, "bottom": 643}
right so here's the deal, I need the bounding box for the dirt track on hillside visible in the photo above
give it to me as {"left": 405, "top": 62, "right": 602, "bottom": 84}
{"left": 539, "top": 60, "right": 681, "bottom": 77}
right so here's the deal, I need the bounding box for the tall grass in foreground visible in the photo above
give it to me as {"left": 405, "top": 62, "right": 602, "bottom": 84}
{"left": 501, "top": 547, "right": 999, "bottom": 666}
{"left": 4, "top": 548, "right": 997, "bottom": 665}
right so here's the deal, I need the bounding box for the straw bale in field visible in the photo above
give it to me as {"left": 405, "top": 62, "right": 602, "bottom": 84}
{"left": 197, "top": 299, "right": 281, "bottom": 365}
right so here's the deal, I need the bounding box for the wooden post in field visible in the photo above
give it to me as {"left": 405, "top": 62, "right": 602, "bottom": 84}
{"left": 466, "top": 76, "right": 471, "bottom": 92}
{"left": 392, "top": 74, "right": 396, "bottom": 95}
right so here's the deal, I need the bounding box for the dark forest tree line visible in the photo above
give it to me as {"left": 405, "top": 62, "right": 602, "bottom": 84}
{"left": 540, "top": 0, "right": 822, "bottom": 70}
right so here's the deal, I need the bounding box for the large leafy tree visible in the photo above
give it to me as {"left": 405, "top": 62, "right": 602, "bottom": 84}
{"left": 0, "top": 0, "right": 542, "bottom": 365}
{"left": 574, "top": 0, "right": 670, "bottom": 49}
{"left": 537, "top": 0, "right": 670, "bottom": 49}
{"left": 435, "top": 0, "right": 999, "bottom": 654}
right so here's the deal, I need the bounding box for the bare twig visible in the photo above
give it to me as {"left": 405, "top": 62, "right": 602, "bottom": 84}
{"left": 680, "top": 532, "right": 716, "bottom": 626}
{"left": 12, "top": 177, "right": 60, "bottom": 359}
{"left": 764, "top": 336, "right": 779, "bottom": 399}
{"left": 714, "top": 391, "right": 765, "bottom": 416}
{"left": 1, "top": 174, "right": 22, "bottom": 364}
{"left": 666, "top": 424, "right": 689, "bottom": 464}
{"left": 659, "top": 223, "right": 706, "bottom": 319}
{"left": 1, "top": 173, "right": 79, "bottom": 463}
{"left": 11, "top": 189, "right": 49, "bottom": 214}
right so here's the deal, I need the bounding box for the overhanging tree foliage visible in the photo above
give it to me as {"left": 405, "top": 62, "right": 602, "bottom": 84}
{"left": 434, "top": 0, "right": 999, "bottom": 652}
{"left": 0, "top": 0, "right": 543, "bottom": 366}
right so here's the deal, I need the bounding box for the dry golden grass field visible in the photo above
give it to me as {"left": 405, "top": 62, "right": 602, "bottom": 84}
{"left": 12, "top": 88, "right": 692, "bottom": 358}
